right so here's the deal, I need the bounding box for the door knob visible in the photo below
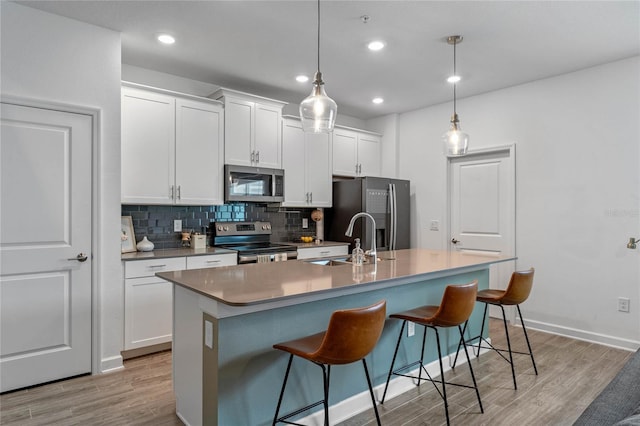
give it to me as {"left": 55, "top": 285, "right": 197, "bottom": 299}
{"left": 68, "top": 253, "right": 88, "bottom": 262}
{"left": 451, "top": 238, "right": 460, "bottom": 244}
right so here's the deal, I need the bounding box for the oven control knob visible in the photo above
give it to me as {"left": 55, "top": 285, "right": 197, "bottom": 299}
{"left": 224, "top": 226, "right": 229, "bottom": 231}
{"left": 262, "top": 225, "right": 267, "bottom": 230}
{"left": 217, "top": 225, "right": 223, "bottom": 231}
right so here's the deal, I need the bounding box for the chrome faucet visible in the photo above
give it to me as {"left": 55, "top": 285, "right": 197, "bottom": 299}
{"left": 345, "top": 212, "right": 377, "bottom": 265}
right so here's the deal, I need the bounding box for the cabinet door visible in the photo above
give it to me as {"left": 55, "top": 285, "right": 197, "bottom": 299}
{"left": 121, "top": 88, "right": 175, "bottom": 204}
{"left": 224, "top": 97, "right": 253, "bottom": 166}
{"left": 306, "top": 132, "right": 332, "bottom": 207}
{"left": 176, "top": 99, "right": 224, "bottom": 205}
{"left": 282, "top": 120, "right": 308, "bottom": 206}
{"left": 124, "top": 276, "right": 173, "bottom": 350}
{"left": 332, "top": 129, "right": 358, "bottom": 177}
{"left": 254, "top": 103, "right": 282, "bottom": 168}
{"left": 357, "top": 134, "right": 381, "bottom": 177}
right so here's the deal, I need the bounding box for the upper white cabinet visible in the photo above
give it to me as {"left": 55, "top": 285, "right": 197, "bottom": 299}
{"left": 121, "top": 83, "right": 224, "bottom": 205}
{"left": 282, "top": 117, "right": 332, "bottom": 207}
{"left": 211, "top": 89, "right": 286, "bottom": 169}
{"left": 332, "top": 127, "right": 381, "bottom": 177}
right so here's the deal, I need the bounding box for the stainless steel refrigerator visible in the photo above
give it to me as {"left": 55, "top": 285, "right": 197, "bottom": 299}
{"left": 327, "top": 177, "right": 410, "bottom": 252}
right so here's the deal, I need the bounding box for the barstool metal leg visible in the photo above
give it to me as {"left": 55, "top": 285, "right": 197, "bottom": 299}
{"left": 417, "top": 325, "right": 428, "bottom": 385}
{"left": 500, "top": 305, "right": 518, "bottom": 390}
{"left": 381, "top": 320, "right": 406, "bottom": 404}
{"left": 434, "top": 327, "right": 450, "bottom": 426}
{"left": 476, "top": 303, "right": 489, "bottom": 358}
{"left": 362, "top": 359, "right": 382, "bottom": 426}
{"left": 517, "top": 304, "right": 538, "bottom": 375}
{"left": 322, "top": 364, "right": 330, "bottom": 426}
{"left": 273, "top": 354, "right": 294, "bottom": 426}
{"left": 458, "top": 325, "right": 484, "bottom": 413}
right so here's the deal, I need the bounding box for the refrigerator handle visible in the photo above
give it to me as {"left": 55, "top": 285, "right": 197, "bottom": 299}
{"left": 389, "top": 183, "right": 397, "bottom": 250}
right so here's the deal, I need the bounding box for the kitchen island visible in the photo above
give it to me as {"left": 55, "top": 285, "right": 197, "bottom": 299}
{"left": 157, "top": 249, "right": 515, "bottom": 426}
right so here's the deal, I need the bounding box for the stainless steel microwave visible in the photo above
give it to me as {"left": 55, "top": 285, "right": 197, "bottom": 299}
{"left": 224, "top": 164, "right": 285, "bottom": 203}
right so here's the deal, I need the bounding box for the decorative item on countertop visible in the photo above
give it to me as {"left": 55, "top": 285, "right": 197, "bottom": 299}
{"left": 352, "top": 238, "right": 365, "bottom": 266}
{"left": 136, "top": 236, "right": 154, "bottom": 252}
{"left": 181, "top": 232, "right": 191, "bottom": 247}
{"left": 191, "top": 232, "right": 206, "bottom": 249}
{"left": 311, "top": 208, "right": 324, "bottom": 242}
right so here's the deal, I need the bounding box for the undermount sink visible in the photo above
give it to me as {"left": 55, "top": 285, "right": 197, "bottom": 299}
{"left": 305, "top": 258, "right": 351, "bottom": 266}
{"left": 304, "top": 256, "right": 395, "bottom": 266}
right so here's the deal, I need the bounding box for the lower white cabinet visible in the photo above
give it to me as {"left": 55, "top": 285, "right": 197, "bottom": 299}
{"left": 123, "top": 253, "right": 236, "bottom": 351}
{"left": 296, "top": 245, "right": 348, "bottom": 260}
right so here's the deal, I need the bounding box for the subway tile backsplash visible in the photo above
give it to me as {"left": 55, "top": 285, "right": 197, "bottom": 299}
{"left": 122, "top": 203, "right": 317, "bottom": 250}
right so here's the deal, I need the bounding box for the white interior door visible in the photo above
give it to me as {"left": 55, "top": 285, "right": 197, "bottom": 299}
{"left": 449, "top": 147, "right": 516, "bottom": 319}
{"left": 0, "top": 102, "right": 92, "bottom": 392}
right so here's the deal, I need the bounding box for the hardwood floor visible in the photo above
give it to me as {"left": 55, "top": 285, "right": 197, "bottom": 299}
{"left": 0, "top": 320, "right": 632, "bottom": 426}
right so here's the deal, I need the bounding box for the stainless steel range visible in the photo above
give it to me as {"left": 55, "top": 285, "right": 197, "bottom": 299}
{"left": 211, "top": 221, "right": 297, "bottom": 264}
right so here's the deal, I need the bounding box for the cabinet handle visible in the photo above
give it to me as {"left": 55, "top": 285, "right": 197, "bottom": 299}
{"left": 148, "top": 264, "right": 167, "bottom": 268}
{"left": 310, "top": 192, "right": 313, "bottom": 203}
{"left": 251, "top": 151, "right": 255, "bottom": 163}
{"left": 206, "top": 260, "right": 221, "bottom": 263}
{"left": 320, "top": 251, "right": 330, "bottom": 255}
{"left": 256, "top": 151, "right": 260, "bottom": 163}
{"left": 170, "top": 185, "right": 174, "bottom": 199}
{"left": 177, "top": 185, "right": 181, "bottom": 200}
{"left": 358, "top": 164, "right": 362, "bottom": 174}
{"left": 355, "top": 164, "right": 359, "bottom": 174}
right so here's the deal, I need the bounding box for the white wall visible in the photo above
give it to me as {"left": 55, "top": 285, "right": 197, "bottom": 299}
{"left": 1, "top": 3, "right": 124, "bottom": 371}
{"left": 397, "top": 57, "right": 640, "bottom": 349}
{"left": 367, "top": 113, "right": 399, "bottom": 178}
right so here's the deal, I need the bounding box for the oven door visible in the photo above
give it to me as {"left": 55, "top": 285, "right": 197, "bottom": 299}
{"left": 224, "top": 164, "right": 284, "bottom": 203}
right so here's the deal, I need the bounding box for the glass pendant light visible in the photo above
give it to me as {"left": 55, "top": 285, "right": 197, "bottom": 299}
{"left": 300, "top": 0, "right": 337, "bottom": 133}
{"left": 442, "top": 35, "right": 469, "bottom": 157}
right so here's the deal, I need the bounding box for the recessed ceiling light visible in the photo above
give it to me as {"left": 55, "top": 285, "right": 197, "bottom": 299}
{"left": 372, "top": 97, "right": 384, "bottom": 104}
{"left": 157, "top": 34, "right": 176, "bottom": 45}
{"left": 367, "top": 41, "right": 385, "bottom": 51}
{"left": 447, "top": 75, "right": 461, "bottom": 83}
{"left": 296, "top": 75, "right": 309, "bottom": 83}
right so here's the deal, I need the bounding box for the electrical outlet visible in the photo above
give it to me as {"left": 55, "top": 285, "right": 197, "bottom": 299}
{"left": 174, "top": 220, "right": 182, "bottom": 232}
{"left": 407, "top": 322, "right": 415, "bottom": 337}
{"left": 302, "top": 218, "right": 309, "bottom": 229}
{"left": 618, "top": 297, "right": 630, "bottom": 313}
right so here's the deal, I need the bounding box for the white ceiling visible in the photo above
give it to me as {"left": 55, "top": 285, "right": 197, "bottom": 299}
{"left": 14, "top": 0, "right": 640, "bottom": 119}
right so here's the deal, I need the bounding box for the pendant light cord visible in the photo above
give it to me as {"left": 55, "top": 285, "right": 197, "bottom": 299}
{"left": 453, "top": 39, "right": 457, "bottom": 116}
{"left": 317, "top": 0, "right": 321, "bottom": 74}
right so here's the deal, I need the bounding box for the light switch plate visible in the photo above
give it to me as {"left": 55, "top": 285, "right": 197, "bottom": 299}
{"left": 174, "top": 219, "right": 182, "bottom": 232}
{"left": 302, "top": 218, "right": 309, "bottom": 229}
{"left": 430, "top": 220, "right": 439, "bottom": 231}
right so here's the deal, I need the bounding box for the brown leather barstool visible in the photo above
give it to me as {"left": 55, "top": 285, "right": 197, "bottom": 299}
{"left": 453, "top": 268, "right": 537, "bottom": 390}
{"left": 380, "top": 281, "right": 483, "bottom": 426}
{"left": 272, "top": 300, "right": 386, "bottom": 426}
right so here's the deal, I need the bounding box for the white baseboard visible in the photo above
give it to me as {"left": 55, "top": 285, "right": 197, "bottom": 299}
{"left": 297, "top": 342, "right": 489, "bottom": 425}
{"left": 99, "top": 354, "right": 124, "bottom": 373}
{"left": 521, "top": 318, "right": 640, "bottom": 352}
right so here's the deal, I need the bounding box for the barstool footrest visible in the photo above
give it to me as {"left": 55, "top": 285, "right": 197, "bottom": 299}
{"left": 275, "top": 399, "right": 325, "bottom": 425}
{"left": 465, "top": 334, "right": 534, "bottom": 364}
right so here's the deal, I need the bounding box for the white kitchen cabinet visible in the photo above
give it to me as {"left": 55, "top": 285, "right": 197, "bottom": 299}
{"left": 124, "top": 257, "right": 186, "bottom": 350}
{"left": 282, "top": 118, "right": 332, "bottom": 207}
{"left": 123, "top": 253, "right": 237, "bottom": 351}
{"left": 296, "top": 244, "right": 349, "bottom": 260}
{"left": 212, "top": 88, "right": 285, "bottom": 169}
{"left": 121, "top": 83, "right": 224, "bottom": 205}
{"left": 332, "top": 127, "right": 381, "bottom": 177}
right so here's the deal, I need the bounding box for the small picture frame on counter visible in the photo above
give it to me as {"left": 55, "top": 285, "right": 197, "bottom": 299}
{"left": 121, "top": 216, "right": 136, "bottom": 253}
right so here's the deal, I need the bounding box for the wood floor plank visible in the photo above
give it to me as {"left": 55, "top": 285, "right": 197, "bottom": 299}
{"left": 0, "top": 320, "right": 633, "bottom": 425}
